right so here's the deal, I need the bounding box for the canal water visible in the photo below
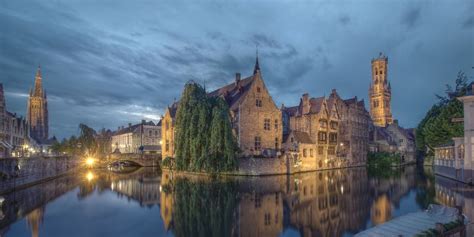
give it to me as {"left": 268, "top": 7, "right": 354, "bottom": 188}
{"left": 0, "top": 166, "right": 472, "bottom": 237}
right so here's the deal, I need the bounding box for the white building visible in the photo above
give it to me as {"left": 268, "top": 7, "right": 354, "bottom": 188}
{"left": 435, "top": 82, "right": 474, "bottom": 184}
{"left": 111, "top": 120, "right": 162, "bottom": 154}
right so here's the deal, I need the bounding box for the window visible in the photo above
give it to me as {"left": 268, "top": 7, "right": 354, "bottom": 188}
{"left": 256, "top": 99, "right": 262, "bottom": 107}
{"left": 319, "top": 120, "right": 328, "bottom": 128}
{"left": 257, "top": 87, "right": 261, "bottom": 93}
{"left": 310, "top": 149, "right": 314, "bottom": 157}
{"left": 303, "top": 149, "right": 307, "bottom": 157}
{"left": 275, "top": 137, "right": 279, "bottom": 150}
{"left": 165, "top": 121, "right": 169, "bottom": 129}
{"left": 318, "top": 146, "right": 324, "bottom": 155}
{"left": 264, "top": 213, "right": 271, "bottom": 225}
{"left": 380, "top": 70, "right": 383, "bottom": 75}
{"left": 329, "top": 133, "right": 337, "bottom": 143}
{"left": 149, "top": 130, "right": 152, "bottom": 136}
{"left": 318, "top": 132, "right": 327, "bottom": 142}
{"left": 155, "top": 130, "right": 158, "bottom": 136}
{"left": 254, "top": 137, "right": 261, "bottom": 151}
{"left": 330, "top": 121, "right": 338, "bottom": 130}
{"left": 274, "top": 119, "right": 278, "bottom": 130}
{"left": 165, "top": 140, "right": 169, "bottom": 152}
{"left": 328, "top": 146, "right": 335, "bottom": 155}
{"left": 264, "top": 119, "right": 271, "bottom": 130}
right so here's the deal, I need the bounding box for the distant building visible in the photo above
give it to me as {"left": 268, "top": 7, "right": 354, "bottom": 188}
{"left": 111, "top": 120, "right": 161, "bottom": 154}
{"left": 163, "top": 55, "right": 283, "bottom": 158}
{"left": 369, "top": 52, "right": 393, "bottom": 127}
{"left": 369, "top": 121, "right": 416, "bottom": 163}
{"left": 434, "top": 82, "right": 474, "bottom": 183}
{"left": 27, "top": 66, "right": 49, "bottom": 143}
{"left": 0, "top": 83, "right": 31, "bottom": 158}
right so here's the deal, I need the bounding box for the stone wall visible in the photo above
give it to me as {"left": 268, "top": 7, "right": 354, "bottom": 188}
{"left": 0, "top": 156, "right": 80, "bottom": 194}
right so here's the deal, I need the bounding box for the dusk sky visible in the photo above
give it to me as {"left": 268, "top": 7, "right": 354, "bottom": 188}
{"left": 1, "top": 0, "right": 473, "bottom": 139}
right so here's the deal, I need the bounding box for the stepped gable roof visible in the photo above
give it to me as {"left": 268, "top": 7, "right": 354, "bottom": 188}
{"left": 289, "top": 131, "right": 314, "bottom": 144}
{"left": 207, "top": 75, "right": 255, "bottom": 111}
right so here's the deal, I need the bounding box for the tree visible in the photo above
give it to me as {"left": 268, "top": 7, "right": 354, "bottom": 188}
{"left": 417, "top": 71, "right": 468, "bottom": 156}
{"left": 174, "top": 81, "right": 239, "bottom": 172}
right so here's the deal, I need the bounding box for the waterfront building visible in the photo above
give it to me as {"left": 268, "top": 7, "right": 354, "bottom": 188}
{"left": 281, "top": 90, "right": 370, "bottom": 170}
{"left": 369, "top": 121, "right": 416, "bottom": 163}
{"left": 434, "top": 82, "right": 474, "bottom": 183}
{"left": 282, "top": 93, "right": 342, "bottom": 170}
{"left": 27, "top": 66, "right": 49, "bottom": 143}
{"left": 111, "top": 120, "right": 161, "bottom": 154}
{"left": 162, "top": 56, "right": 282, "bottom": 158}
{"left": 0, "top": 83, "right": 31, "bottom": 158}
{"left": 369, "top": 52, "right": 393, "bottom": 127}
{"left": 161, "top": 102, "right": 178, "bottom": 158}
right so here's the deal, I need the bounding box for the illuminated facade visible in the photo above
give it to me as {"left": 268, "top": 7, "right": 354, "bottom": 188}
{"left": 369, "top": 52, "right": 393, "bottom": 127}
{"left": 111, "top": 120, "right": 161, "bottom": 154}
{"left": 27, "top": 66, "right": 49, "bottom": 142}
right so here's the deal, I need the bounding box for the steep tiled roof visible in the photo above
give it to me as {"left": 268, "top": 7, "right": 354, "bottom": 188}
{"left": 291, "top": 131, "right": 314, "bottom": 144}
{"left": 208, "top": 75, "right": 255, "bottom": 111}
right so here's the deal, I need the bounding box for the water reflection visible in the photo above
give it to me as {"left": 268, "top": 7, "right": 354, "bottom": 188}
{"left": 0, "top": 166, "right": 473, "bottom": 237}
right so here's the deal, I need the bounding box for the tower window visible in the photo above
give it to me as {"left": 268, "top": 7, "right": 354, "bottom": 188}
{"left": 256, "top": 99, "right": 262, "bottom": 107}
{"left": 257, "top": 87, "right": 261, "bottom": 93}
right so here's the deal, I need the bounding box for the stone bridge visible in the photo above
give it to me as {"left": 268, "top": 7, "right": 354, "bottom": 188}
{"left": 99, "top": 154, "right": 161, "bottom": 167}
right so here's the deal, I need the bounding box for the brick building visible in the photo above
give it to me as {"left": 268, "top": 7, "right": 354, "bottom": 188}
{"left": 27, "top": 66, "right": 49, "bottom": 143}
{"left": 162, "top": 56, "right": 282, "bottom": 158}
{"left": 161, "top": 102, "right": 178, "bottom": 158}
{"left": 369, "top": 52, "right": 393, "bottom": 127}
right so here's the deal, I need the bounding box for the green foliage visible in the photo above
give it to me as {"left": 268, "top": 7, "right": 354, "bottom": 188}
{"left": 174, "top": 82, "right": 238, "bottom": 172}
{"left": 172, "top": 177, "right": 239, "bottom": 237}
{"left": 367, "top": 152, "right": 402, "bottom": 178}
{"left": 50, "top": 124, "right": 107, "bottom": 158}
{"left": 416, "top": 71, "right": 468, "bottom": 155}
{"left": 161, "top": 156, "right": 173, "bottom": 168}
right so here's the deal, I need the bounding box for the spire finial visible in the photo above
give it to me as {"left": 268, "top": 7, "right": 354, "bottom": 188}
{"left": 253, "top": 46, "right": 260, "bottom": 75}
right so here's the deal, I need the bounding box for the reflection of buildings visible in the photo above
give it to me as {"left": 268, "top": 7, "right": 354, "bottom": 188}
{"left": 370, "top": 195, "right": 392, "bottom": 225}
{"left": 238, "top": 192, "right": 283, "bottom": 237}
{"left": 26, "top": 207, "right": 44, "bottom": 237}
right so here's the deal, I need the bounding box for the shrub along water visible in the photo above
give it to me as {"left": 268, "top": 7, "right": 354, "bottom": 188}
{"left": 174, "top": 81, "right": 238, "bottom": 172}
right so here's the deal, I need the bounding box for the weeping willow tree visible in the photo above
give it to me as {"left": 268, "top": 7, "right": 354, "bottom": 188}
{"left": 172, "top": 177, "right": 239, "bottom": 237}
{"left": 174, "top": 81, "right": 238, "bottom": 172}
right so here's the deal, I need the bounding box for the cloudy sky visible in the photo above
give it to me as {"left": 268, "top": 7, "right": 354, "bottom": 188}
{"left": 0, "top": 0, "right": 473, "bottom": 139}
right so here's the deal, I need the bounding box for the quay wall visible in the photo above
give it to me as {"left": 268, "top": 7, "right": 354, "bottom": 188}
{"left": 0, "top": 156, "right": 81, "bottom": 194}
{"left": 434, "top": 165, "right": 474, "bottom": 184}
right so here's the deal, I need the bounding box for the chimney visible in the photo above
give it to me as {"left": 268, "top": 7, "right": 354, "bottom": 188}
{"left": 128, "top": 123, "right": 132, "bottom": 128}
{"left": 117, "top": 126, "right": 120, "bottom": 131}
{"left": 235, "top": 73, "right": 241, "bottom": 85}
{"left": 393, "top": 119, "right": 398, "bottom": 125}
{"left": 302, "top": 93, "right": 310, "bottom": 114}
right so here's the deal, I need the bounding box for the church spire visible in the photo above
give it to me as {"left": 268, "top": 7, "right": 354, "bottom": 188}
{"left": 33, "top": 65, "right": 43, "bottom": 97}
{"left": 253, "top": 48, "right": 260, "bottom": 75}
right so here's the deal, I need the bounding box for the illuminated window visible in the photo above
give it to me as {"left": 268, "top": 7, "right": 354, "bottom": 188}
{"left": 254, "top": 137, "right": 261, "bottom": 151}
{"left": 264, "top": 119, "right": 271, "bottom": 130}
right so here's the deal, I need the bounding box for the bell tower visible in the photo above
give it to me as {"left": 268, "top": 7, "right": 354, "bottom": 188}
{"left": 27, "top": 66, "right": 49, "bottom": 142}
{"left": 369, "top": 53, "right": 393, "bottom": 127}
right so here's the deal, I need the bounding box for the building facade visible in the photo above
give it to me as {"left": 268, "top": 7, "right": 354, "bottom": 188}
{"left": 369, "top": 53, "right": 393, "bottom": 127}
{"left": 434, "top": 82, "right": 474, "bottom": 183}
{"left": 0, "top": 84, "right": 30, "bottom": 158}
{"left": 111, "top": 120, "right": 161, "bottom": 154}
{"left": 27, "top": 66, "right": 49, "bottom": 142}
{"left": 163, "top": 57, "right": 282, "bottom": 158}
{"left": 282, "top": 90, "right": 370, "bottom": 171}
{"left": 161, "top": 103, "right": 178, "bottom": 158}
{"left": 369, "top": 121, "right": 416, "bottom": 163}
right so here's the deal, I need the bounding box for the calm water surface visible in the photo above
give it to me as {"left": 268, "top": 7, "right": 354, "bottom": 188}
{"left": 0, "top": 166, "right": 473, "bottom": 237}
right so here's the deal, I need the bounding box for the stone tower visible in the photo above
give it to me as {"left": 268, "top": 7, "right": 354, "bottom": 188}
{"left": 369, "top": 53, "right": 393, "bottom": 127}
{"left": 27, "top": 66, "right": 49, "bottom": 142}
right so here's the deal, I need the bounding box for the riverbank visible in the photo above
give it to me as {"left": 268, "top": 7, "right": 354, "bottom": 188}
{"left": 0, "top": 156, "right": 81, "bottom": 195}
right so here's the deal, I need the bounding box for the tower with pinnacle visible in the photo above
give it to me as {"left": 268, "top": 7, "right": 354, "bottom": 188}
{"left": 369, "top": 53, "right": 393, "bottom": 127}
{"left": 27, "top": 66, "right": 49, "bottom": 142}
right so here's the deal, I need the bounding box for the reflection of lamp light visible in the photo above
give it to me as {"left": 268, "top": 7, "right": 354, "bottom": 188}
{"left": 86, "top": 172, "right": 94, "bottom": 181}
{"left": 159, "top": 185, "right": 162, "bottom": 192}
{"left": 159, "top": 140, "right": 163, "bottom": 145}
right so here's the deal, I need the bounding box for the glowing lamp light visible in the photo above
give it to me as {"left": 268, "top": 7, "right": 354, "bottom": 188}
{"left": 86, "top": 157, "right": 95, "bottom": 166}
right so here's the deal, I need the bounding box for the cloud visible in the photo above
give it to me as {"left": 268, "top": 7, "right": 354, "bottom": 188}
{"left": 401, "top": 7, "right": 421, "bottom": 29}
{"left": 0, "top": 0, "right": 472, "bottom": 138}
